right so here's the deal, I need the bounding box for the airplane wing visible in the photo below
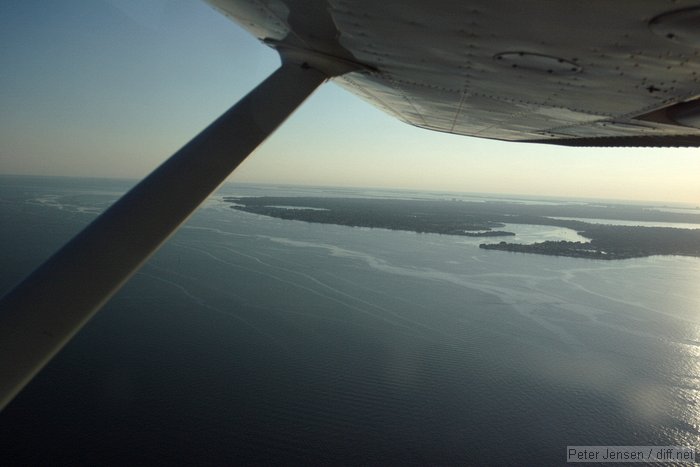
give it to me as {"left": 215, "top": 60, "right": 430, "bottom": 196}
{"left": 209, "top": 0, "right": 700, "bottom": 147}
{"left": 2, "top": 0, "right": 699, "bottom": 409}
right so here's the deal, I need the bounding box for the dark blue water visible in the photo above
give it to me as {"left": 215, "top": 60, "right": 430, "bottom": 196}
{"left": 1, "top": 176, "right": 699, "bottom": 465}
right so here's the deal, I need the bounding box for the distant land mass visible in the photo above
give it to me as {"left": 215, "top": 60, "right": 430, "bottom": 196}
{"left": 225, "top": 196, "right": 700, "bottom": 260}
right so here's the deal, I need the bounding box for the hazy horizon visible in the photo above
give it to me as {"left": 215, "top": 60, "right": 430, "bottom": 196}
{"left": 2, "top": 173, "right": 698, "bottom": 208}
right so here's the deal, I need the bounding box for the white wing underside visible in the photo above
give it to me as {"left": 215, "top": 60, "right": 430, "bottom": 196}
{"left": 209, "top": 0, "right": 700, "bottom": 147}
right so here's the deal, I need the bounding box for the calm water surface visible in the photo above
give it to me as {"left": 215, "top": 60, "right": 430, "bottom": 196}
{"left": 1, "top": 176, "right": 699, "bottom": 465}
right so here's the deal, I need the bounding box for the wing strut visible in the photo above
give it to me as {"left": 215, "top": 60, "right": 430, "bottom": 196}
{"left": 0, "top": 61, "right": 328, "bottom": 410}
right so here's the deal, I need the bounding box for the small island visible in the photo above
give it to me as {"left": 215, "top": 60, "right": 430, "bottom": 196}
{"left": 225, "top": 196, "right": 700, "bottom": 260}
{"left": 463, "top": 231, "right": 516, "bottom": 237}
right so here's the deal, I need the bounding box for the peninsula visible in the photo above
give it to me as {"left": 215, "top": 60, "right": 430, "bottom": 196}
{"left": 225, "top": 196, "right": 700, "bottom": 260}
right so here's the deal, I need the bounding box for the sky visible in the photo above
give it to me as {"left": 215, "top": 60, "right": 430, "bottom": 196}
{"left": 1, "top": 0, "right": 700, "bottom": 205}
